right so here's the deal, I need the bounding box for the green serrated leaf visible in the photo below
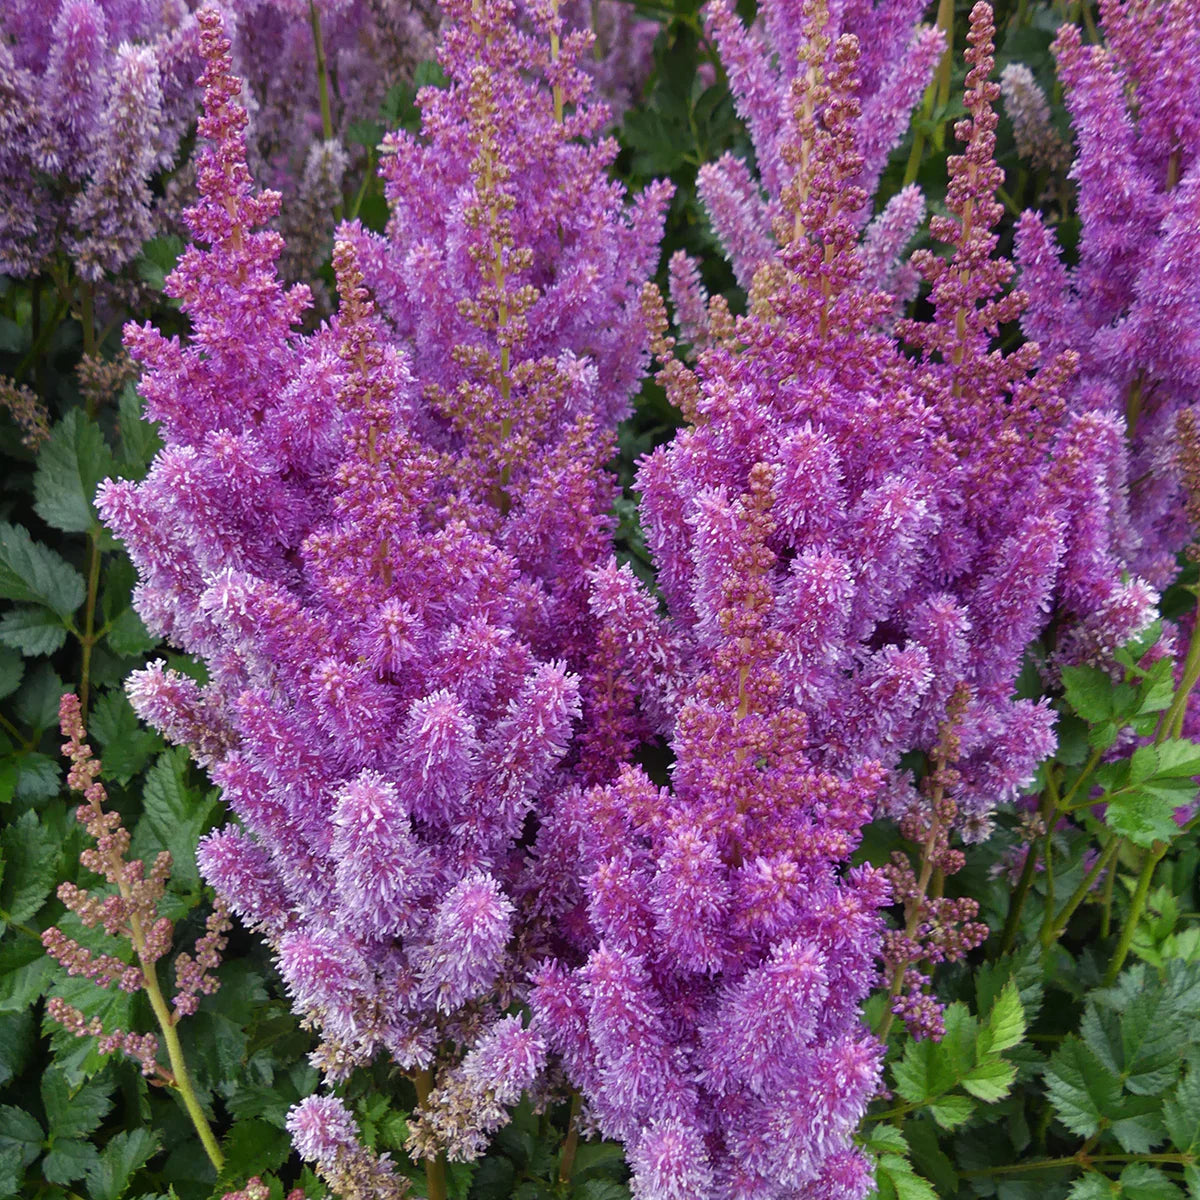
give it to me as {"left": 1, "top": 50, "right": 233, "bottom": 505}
{"left": 892, "top": 1036, "right": 959, "bottom": 1105}
{"left": 0, "top": 523, "right": 86, "bottom": 617}
{"left": 42, "top": 1068, "right": 113, "bottom": 1140}
{"left": 0, "top": 646, "right": 23, "bottom": 699}
{"left": 106, "top": 606, "right": 158, "bottom": 658}
{"left": 0, "top": 1104, "right": 43, "bottom": 1166}
{"left": 89, "top": 689, "right": 162, "bottom": 784}
{"left": 131, "top": 748, "right": 218, "bottom": 892}
{"left": 85, "top": 1128, "right": 159, "bottom": 1200}
{"left": 572, "top": 1182, "right": 628, "bottom": 1200}
{"left": 220, "top": 1119, "right": 290, "bottom": 1182}
{"left": 0, "top": 1010, "right": 34, "bottom": 1086}
{"left": 0, "top": 939, "right": 54, "bottom": 1012}
{"left": 982, "top": 981, "right": 1026, "bottom": 1055}
{"left": 962, "top": 1056, "right": 1017, "bottom": 1102}
{"left": 1118, "top": 1163, "right": 1183, "bottom": 1199}
{"left": 34, "top": 409, "right": 117, "bottom": 533}
{"left": 876, "top": 1154, "right": 938, "bottom": 1200}
{"left": 1105, "top": 787, "right": 1185, "bottom": 848}
{"left": 44, "top": 1138, "right": 101, "bottom": 1185}
{"left": 1045, "top": 1037, "right": 1123, "bottom": 1138}
{"left": 0, "top": 604, "right": 69, "bottom": 655}
{"left": 13, "top": 662, "right": 66, "bottom": 732}
{"left": 0, "top": 808, "right": 56, "bottom": 926}
{"left": 471, "top": 1155, "right": 517, "bottom": 1200}
{"left": 1066, "top": 1175, "right": 1114, "bottom": 1200}
{"left": 117, "top": 383, "right": 162, "bottom": 478}
{"left": 1154, "top": 739, "right": 1200, "bottom": 778}
{"left": 1163, "top": 1064, "right": 1200, "bottom": 1152}
{"left": 1090, "top": 963, "right": 1197, "bottom": 1095}
{"left": 1062, "top": 665, "right": 1117, "bottom": 722}
{"left": 14, "top": 751, "right": 61, "bottom": 801}
{"left": 929, "top": 1093, "right": 976, "bottom": 1129}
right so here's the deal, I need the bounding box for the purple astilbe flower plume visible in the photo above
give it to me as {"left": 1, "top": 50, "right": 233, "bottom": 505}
{"left": 287, "top": 1095, "right": 406, "bottom": 1199}
{"left": 0, "top": 0, "right": 196, "bottom": 278}
{"left": 352, "top": 0, "right": 671, "bottom": 782}
{"left": 691, "top": 0, "right": 943, "bottom": 297}
{"left": 101, "top": 0, "right": 667, "bottom": 1173}
{"left": 532, "top": 17, "right": 1136, "bottom": 1187}
{"left": 1015, "top": 0, "right": 1200, "bottom": 592}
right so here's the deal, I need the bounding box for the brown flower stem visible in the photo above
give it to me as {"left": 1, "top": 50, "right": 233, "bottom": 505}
{"left": 414, "top": 1069, "right": 448, "bottom": 1200}
{"left": 557, "top": 1091, "right": 582, "bottom": 1185}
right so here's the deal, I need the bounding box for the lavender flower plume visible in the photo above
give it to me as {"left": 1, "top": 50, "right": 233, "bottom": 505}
{"left": 0, "top": 0, "right": 195, "bottom": 278}
{"left": 101, "top": 0, "right": 667, "bottom": 1172}
{"left": 1015, "top": 1, "right": 1200, "bottom": 592}
{"left": 697, "top": 0, "right": 943, "bottom": 293}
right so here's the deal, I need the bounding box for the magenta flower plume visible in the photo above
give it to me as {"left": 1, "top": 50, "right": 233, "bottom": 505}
{"left": 532, "top": 13, "right": 1136, "bottom": 1195}
{"left": 1015, "top": 0, "right": 1200, "bottom": 592}
{"left": 100, "top": 0, "right": 668, "bottom": 1173}
{"left": 695, "top": 0, "right": 943, "bottom": 294}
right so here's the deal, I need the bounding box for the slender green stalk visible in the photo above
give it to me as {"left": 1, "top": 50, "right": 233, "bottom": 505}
{"left": 1159, "top": 598, "right": 1200, "bottom": 741}
{"left": 78, "top": 529, "right": 103, "bottom": 721}
{"left": 138, "top": 946, "right": 225, "bottom": 1170}
{"left": 1104, "top": 842, "right": 1166, "bottom": 985}
{"left": 414, "top": 1069, "right": 448, "bottom": 1200}
{"left": 80, "top": 280, "right": 96, "bottom": 367}
{"left": 999, "top": 777, "right": 1058, "bottom": 954}
{"left": 963, "top": 1151, "right": 1196, "bottom": 1178}
{"left": 1042, "top": 836, "right": 1119, "bottom": 946}
{"left": 309, "top": 0, "right": 335, "bottom": 145}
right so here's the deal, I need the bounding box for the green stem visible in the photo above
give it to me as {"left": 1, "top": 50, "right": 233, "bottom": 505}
{"left": 414, "top": 1069, "right": 448, "bottom": 1200}
{"left": 1100, "top": 841, "right": 1118, "bottom": 938}
{"left": 80, "top": 281, "right": 96, "bottom": 366}
{"left": 1158, "top": 597, "right": 1200, "bottom": 742}
{"left": 1104, "top": 843, "right": 1166, "bottom": 985}
{"left": 963, "top": 1151, "right": 1196, "bottom": 1177}
{"left": 139, "top": 949, "right": 224, "bottom": 1170}
{"left": 308, "top": 0, "right": 343, "bottom": 223}
{"left": 13, "top": 288, "right": 70, "bottom": 385}
{"left": 557, "top": 1092, "right": 582, "bottom": 1185}
{"left": 999, "top": 779, "right": 1057, "bottom": 954}
{"left": 0, "top": 710, "right": 32, "bottom": 749}
{"left": 78, "top": 530, "right": 102, "bottom": 721}
{"left": 1042, "top": 835, "right": 1119, "bottom": 947}
{"left": 1058, "top": 747, "right": 1104, "bottom": 811}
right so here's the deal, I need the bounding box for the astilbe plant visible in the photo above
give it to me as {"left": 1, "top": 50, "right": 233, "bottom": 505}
{"left": 98, "top": 1, "right": 667, "bottom": 1193}
{"left": 671, "top": 0, "right": 944, "bottom": 325}
{"left": 42, "top": 694, "right": 230, "bottom": 1172}
{"left": 1014, "top": 0, "right": 1200, "bottom": 596}
{"left": 525, "top": 17, "right": 1148, "bottom": 1198}
{"left": 0, "top": 0, "right": 197, "bottom": 280}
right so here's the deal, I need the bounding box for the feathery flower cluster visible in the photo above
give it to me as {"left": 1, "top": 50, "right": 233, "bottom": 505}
{"left": 527, "top": 19, "right": 1144, "bottom": 1193}
{"left": 1015, "top": 0, "right": 1200, "bottom": 592}
{"left": 0, "top": 0, "right": 197, "bottom": 278}
{"left": 677, "top": 0, "right": 942, "bottom": 306}
{"left": 999, "top": 62, "right": 1069, "bottom": 174}
{"left": 42, "top": 695, "right": 230, "bottom": 1079}
{"left": 98, "top": 0, "right": 666, "bottom": 1173}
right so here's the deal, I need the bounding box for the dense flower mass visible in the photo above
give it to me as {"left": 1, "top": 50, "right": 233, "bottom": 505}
{"left": 97, "top": 0, "right": 667, "bottom": 1182}
{"left": 1015, "top": 0, "right": 1200, "bottom": 592}
{"left": 15, "top": 0, "right": 1188, "bottom": 1196}
{"left": 0, "top": 0, "right": 196, "bottom": 278}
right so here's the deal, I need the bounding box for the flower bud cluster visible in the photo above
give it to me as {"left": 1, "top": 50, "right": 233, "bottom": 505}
{"left": 42, "top": 694, "right": 229, "bottom": 1080}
